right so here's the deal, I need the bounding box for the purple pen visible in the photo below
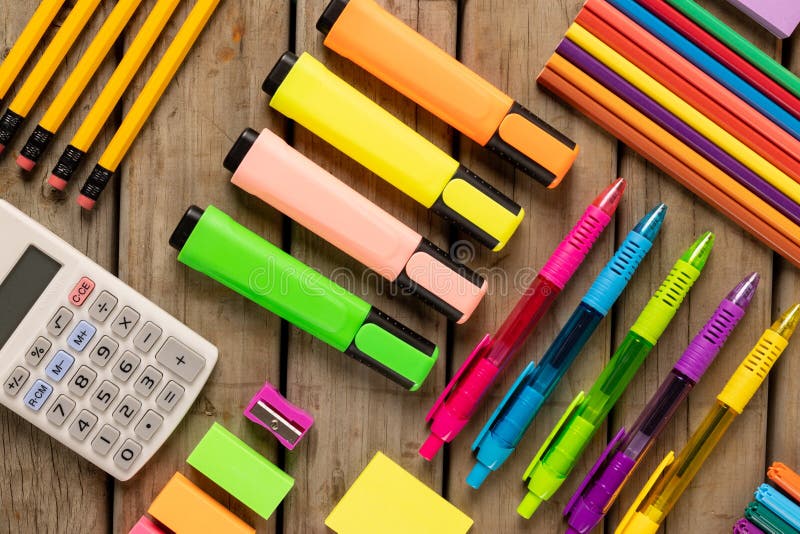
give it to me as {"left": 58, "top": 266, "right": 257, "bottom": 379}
{"left": 564, "top": 273, "right": 760, "bottom": 534}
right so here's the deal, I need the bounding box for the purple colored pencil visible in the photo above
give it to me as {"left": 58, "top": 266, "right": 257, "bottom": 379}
{"left": 734, "top": 517, "right": 766, "bottom": 534}
{"left": 556, "top": 38, "right": 800, "bottom": 227}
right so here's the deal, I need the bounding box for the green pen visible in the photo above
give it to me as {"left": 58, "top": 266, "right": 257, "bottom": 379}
{"left": 517, "top": 231, "right": 714, "bottom": 518}
{"left": 169, "top": 205, "right": 439, "bottom": 390}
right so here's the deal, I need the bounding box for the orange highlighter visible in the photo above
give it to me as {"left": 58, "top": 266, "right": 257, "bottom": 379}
{"left": 317, "top": 0, "right": 579, "bottom": 188}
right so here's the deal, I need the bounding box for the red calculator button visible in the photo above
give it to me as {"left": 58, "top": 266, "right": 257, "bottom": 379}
{"left": 69, "top": 277, "right": 95, "bottom": 307}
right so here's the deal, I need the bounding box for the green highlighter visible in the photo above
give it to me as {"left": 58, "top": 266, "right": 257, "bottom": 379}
{"left": 187, "top": 422, "right": 293, "bottom": 520}
{"left": 518, "top": 231, "right": 715, "bottom": 518}
{"left": 169, "top": 205, "right": 439, "bottom": 390}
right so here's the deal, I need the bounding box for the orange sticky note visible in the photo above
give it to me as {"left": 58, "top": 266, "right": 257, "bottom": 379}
{"left": 147, "top": 472, "right": 255, "bottom": 534}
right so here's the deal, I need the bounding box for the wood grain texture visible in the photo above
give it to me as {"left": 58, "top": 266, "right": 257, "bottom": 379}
{"left": 115, "top": 0, "right": 289, "bottom": 532}
{"left": 0, "top": 1, "right": 119, "bottom": 532}
{"left": 607, "top": 3, "right": 777, "bottom": 533}
{"left": 447, "top": 1, "right": 618, "bottom": 532}
{"left": 283, "top": 1, "right": 454, "bottom": 531}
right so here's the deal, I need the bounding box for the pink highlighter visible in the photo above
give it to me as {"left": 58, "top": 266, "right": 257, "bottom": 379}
{"left": 224, "top": 128, "right": 488, "bottom": 323}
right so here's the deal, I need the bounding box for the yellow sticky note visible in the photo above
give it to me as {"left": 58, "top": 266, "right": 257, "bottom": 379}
{"left": 325, "top": 452, "right": 473, "bottom": 534}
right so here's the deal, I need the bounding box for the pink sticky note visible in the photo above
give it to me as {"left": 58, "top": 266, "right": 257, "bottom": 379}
{"left": 128, "top": 516, "right": 165, "bottom": 534}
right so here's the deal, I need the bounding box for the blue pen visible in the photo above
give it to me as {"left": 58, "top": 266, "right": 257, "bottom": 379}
{"left": 607, "top": 0, "right": 800, "bottom": 141}
{"left": 466, "top": 203, "right": 667, "bottom": 488}
{"left": 756, "top": 484, "right": 800, "bottom": 531}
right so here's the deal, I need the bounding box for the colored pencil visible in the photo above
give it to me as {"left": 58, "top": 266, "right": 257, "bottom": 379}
{"left": 580, "top": 0, "right": 800, "bottom": 183}
{"left": 557, "top": 37, "right": 800, "bottom": 226}
{"left": 537, "top": 57, "right": 800, "bottom": 266}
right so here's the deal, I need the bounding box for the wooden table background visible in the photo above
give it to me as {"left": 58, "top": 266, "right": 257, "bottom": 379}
{"left": 1, "top": 0, "right": 798, "bottom": 532}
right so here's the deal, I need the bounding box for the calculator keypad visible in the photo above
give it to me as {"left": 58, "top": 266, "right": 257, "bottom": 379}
{"left": 4, "top": 275, "right": 210, "bottom": 478}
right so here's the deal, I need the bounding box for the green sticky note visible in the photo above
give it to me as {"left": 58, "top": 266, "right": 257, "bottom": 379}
{"left": 187, "top": 422, "right": 293, "bottom": 519}
{"left": 326, "top": 452, "right": 473, "bottom": 533}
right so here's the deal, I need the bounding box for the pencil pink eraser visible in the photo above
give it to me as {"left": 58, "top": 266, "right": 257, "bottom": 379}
{"left": 77, "top": 194, "right": 96, "bottom": 210}
{"left": 48, "top": 174, "right": 68, "bottom": 190}
{"left": 129, "top": 516, "right": 166, "bottom": 534}
{"left": 16, "top": 154, "right": 35, "bottom": 171}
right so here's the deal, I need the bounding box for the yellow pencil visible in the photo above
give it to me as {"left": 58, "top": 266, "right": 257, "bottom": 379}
{"left": 49, "top": 0, "right": 182, "bottom": 190}
{"left": 0, "top": 0, "right": 66, "bottom": 103}
{"left": 566, "top": 24, "right": 800, "bottom": 206}
{"left": 78, "top": 0, "right": 221, "bottom": 210}
{"left": 0, "top": 0, "right": 101, "bottom": 153}
{"left": 17, "top": 0, "right": 144, "bottom": 171}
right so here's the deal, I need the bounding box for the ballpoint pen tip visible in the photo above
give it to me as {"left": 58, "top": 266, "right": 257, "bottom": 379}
{"left": 593, "top": 177, "right": 626, "bottom": 216}
{"left": 632, "top": 203, "right": 667, "bottom": 241}
{"left": 681, "top": 231, "right": 714, "bottom": 270}
{"left": 727, "top": 273, "right": 760, "bottom": 308}
{"left": 773, "top": 304, "right": 800, "bottom": 339}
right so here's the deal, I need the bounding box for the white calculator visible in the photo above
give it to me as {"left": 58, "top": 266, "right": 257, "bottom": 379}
{"left": 0, "top": 199, "right": 218, "bottom": 481}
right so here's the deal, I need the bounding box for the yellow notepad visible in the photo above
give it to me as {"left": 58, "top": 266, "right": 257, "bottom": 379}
{"left": 325, "top": 452, "right": 473, "bottom": 534}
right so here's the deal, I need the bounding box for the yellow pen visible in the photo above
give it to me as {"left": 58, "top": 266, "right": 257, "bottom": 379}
{"left": 48, "top": 0, "right": 181, "bottom": 190}
{"left": 616, "top": 303, "right": 800, "bottom": 534}
{"left": 17, "top": 0, "right": 144, "bottom": 171}
{"left": 566, "top": 24, "right": 800, "bottom": 206}
{"left": 0, "top": 0, "right": 101, "bottom": 153}
{"left": 0, "top": 0, "right": 66, "bottom": 104}
{"left": 77, "top": 0, "right": 220, "bottom": 210}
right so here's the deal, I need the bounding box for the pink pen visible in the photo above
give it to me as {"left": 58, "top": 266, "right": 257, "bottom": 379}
{"left": 224, "top": 128, "right": 487, "bottom": 324}
{"left": 244, "top": 380, "right": 314, "bottom": 450}
{"left": 419, "top": 178, "right": 626, "bottom": 460}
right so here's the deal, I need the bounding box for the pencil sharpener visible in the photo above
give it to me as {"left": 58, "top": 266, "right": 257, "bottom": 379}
{"left": 244, "top": 381, "right": 314, "bottom": 450}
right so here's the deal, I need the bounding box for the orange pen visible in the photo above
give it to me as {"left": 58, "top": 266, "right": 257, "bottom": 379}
{"left": 768, "top": 463, "right": 800, "bottom": 504}
{"left": 317, "top": 0, "right": 579, "bottom": 188}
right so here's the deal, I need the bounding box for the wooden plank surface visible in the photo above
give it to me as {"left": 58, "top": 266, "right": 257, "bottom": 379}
{"left": 1, "top": 0, "right": 799, "bottom": 533}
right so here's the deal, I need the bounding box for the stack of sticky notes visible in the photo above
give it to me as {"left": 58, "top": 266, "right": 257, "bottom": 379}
{"left": 325, "top": 452, "right": 473, "bottom": 534}
{"left": 130, "top": 422, "right": 293, "bottom": 534}
{"left": 726, "top": 0, "right": 800, "bottom": 39}
{"left": 537, "top": 0, "right": 800, "bottom": 268}
{"left": 733, "top": 462, "right": 800, "bottom": 533}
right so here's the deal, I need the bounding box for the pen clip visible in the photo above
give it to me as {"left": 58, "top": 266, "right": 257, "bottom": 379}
{"left": 472, "top": 360, "right": 537, "bottom": 451}
{"left": 523, "top": 391, "right": 585, "bottom": 481}
{"left": 564, "top": 426, "right": 627, "bottom": 516}
{"left": 617, "top": 451, "right": 675, "bottom": 534}
{"left": 426, "top": 334, "right": 492, "bottom": 422}
{"left": 244, "top": 381, "right": 314, "bottom": 450}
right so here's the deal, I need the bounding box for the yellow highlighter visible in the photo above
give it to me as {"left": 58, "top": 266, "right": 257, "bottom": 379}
{"left": 0, "top": 0, "right": 66, "bottom": 104}
{"left": 616, "top": 303, "right": 800, "bottom": 534}
{"left": 566, "top": 25, "right": 800, "bottom": 206}
{"left": 263, "top": 52, "right": 525, "bottom": 251}
{"left": 77, "top": 0, "right": 220, "bottom": 210}
{"left": 0, "top": 0, "right": 101, "bottom": 153}
{"left": 48, "top": 0, "right": 181, "bottom": 190}
{"left": 17, "top": 0, "right": 144, "bottom": 171}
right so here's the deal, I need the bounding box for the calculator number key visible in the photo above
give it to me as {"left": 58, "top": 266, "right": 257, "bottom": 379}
{"left": 113, "top": 395, "right": 142, "bottom": 427}
{"left": 91, "top": 381, "right": 119, "bottom": 412}
{"left": 46, "top": 395, "right": 76, "bottom": 426}
{"left": 89, "top": 291, "right": 118, "bottom": 322}
{"left": 92, "top": 425, "right": 120, "bottom": 456}
{"left": 45, "top": 351, "right": 75, "bottom": 382}
{"left": 47, "top": 307, "right": 74, "bottom": 337}
{"left": 4, "top": 367, "right": 30, "bottom": 397}
{"left": 26, "top": 337, "right": 51, "bottom": 367}
{"left": 68, "top": 277, "right": 95, "bottom": 307}
{"left": 23, "top": 380, "right": 53, "bottom": 411}
{"left": 89, "top": 336, "right": 119, "bottom": 367}
{"left": 134, "top": 322, "right": 162, "bottom": 353}
{"left": 68, "top": 366, "right": 98, "bottom": 398}
{"left": 135, "top": 410, "right": 164, "bottom": 441}
{"left": 67, "top": 320, "right": 97, "bottom": 352}
{"left": 134, "top": 366, "right": 163, "bottom": 398}
{"left": 112, "top": 351, "right": 141, "bottom": 382}
{"left": 111, "top": 306, "right": 140, "bottom": 339}
{"left": 114, "top": 439, "right": 142, "bottom": 471}
{"left": 156, "top": 381, "right": 184, "bottom": 412}
{"left": 69, "top": 410, "right": 98, "bottom": 441}
{"left": 155, "top": 337, "right": 205, "bottom": 382}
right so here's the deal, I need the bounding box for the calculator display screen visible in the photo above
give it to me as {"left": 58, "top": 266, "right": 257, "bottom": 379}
{"left": 0, "top": 246, "right": 62, "bottom": 351}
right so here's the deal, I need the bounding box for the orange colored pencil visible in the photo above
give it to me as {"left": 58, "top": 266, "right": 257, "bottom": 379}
{"left": 537, "top": 58, "right": 800, "bottom": 267}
